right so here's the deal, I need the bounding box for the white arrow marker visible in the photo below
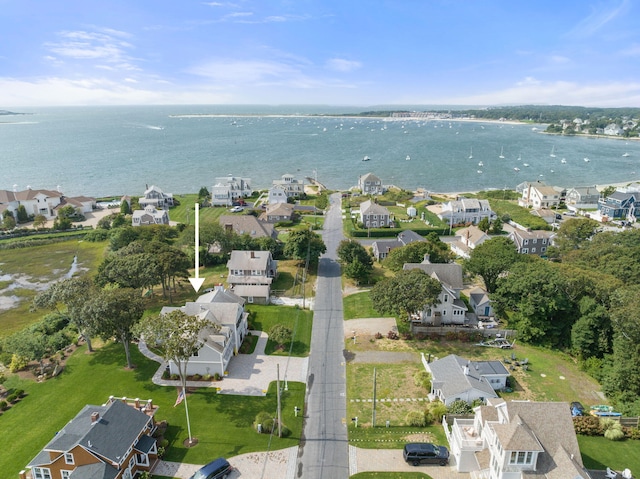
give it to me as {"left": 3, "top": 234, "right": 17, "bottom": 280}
{"left": 188, "top": 203, "right": 206, "bottom": 292}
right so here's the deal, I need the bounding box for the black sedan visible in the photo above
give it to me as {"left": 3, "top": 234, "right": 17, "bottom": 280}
{"left": 403, "top": 443, "right": 450, "bottom": 466}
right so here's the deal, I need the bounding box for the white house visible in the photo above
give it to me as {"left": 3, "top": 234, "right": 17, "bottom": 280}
{"left": 160, "top": 287, "right": 249, "bottom": 377}
{"left": 518, "top": 182, "right": 561, "bottom": 209}
{"left": 132, "top": 205, "right": 170, "bottom": 226}
{"left": 267, "top": 184, "right": 288, "bottom": 204}
{"left": 211, "top": 176, "right": 252, "bottom": 207}
{"left": 403, "top": 257, "right": 468, "bottom": 326}
{"left": 444, "top": 398, "right": 591, "bottom": 478}
{"left": 14, "top": 188, "right": 63, "bottom": 219}
{"left": 139, "top": 185, "right": 174, "bottom": 209}
{"left": 450, "top": 225, "right": 490, "bottom": 259}
{"left": 438, "top": 198, "right": 495, "bottom": 225}
{"left": 358, "top": 173, "right": 385, "bottom": 195}
{"left": 423, "top": 354, "right": 508, "bottom": 406}
{"left": 272, "top": 174, "right": 304, "bottom": 199}
{"left": 226, "top": 250, "right": 278, "bottom": 304}
{"left": 469, "top": 287, "right": 494, "bottom": 320}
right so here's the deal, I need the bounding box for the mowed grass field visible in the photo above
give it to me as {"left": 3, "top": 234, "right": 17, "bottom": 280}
{"left": 0, "top": 343, "right": 305, "bottom": 478}
{"left": 0, "top": 239, "right": 107, "bottom": 337}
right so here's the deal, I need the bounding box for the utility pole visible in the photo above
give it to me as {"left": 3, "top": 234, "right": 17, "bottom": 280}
{"left": 372, "top": 367, "right": 377, "bottom": 427}
{"left": 277, "top": 364, "right": 282, "bottom": 438}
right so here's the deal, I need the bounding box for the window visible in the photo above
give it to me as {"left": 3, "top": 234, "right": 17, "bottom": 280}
{"left": 61, "top": 471, "right": 72, "bottom": 479}
{"left": 248, "top": 296, "right": 254, "bottom": 303}
{"left": 443, "top": 294, "right": 449, "bottom": 302}
{"left": 33, "top": 468, "right": 52, "bottom": 479}
{"left": 522, "top": 248, "right": 529, "bottom": 254}
{"left": 64, "top": 453, "right": 74, "bottom": 465}
{"left": 509, "top": 451, "right": 533, "bottom": 465}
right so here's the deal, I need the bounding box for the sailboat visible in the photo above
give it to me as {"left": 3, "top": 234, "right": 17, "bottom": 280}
{"left": 550, "top": 146, "right": 556, "bottom": 158}
{"left": 623, "top": 152, "right": 630, "bottom": 157}
{"left": 406, "top": 155, "right": 411, "bottom": 161}
{"left": 469, "top": 148, "right": 473, "bottom": 159}
{"left": 499, "top": 146, "right": 505, "bottom": 159}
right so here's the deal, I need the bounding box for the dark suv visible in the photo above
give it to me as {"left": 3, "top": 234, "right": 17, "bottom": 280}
{"left": 189, "top": 458, "right": 233, "bottom": 479}
{"left": 403, "top": 443, "right": 450, "bottom": 466}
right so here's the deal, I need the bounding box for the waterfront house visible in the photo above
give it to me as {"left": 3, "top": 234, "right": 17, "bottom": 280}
{"left": 403, "top": 256, "right": 467, "bottom": 326}
{"left": 518, "top": 182, "right": 560, "bottom": 209}
{"left": 211, "top": 175, "right": 252, "bottom": 207}
{"left": 424, "top": 354, "right": 508, "bottom": 405}
{"left": 14, "top": 188, "right": 63, "bottom": 219}
{"left": 438, "top": 198, "right": 495, "bottom": 226}
{"left": 358, "top": 173, "right": 385, "bottom": 195}
{"left": 132, "top": 205, "right": 170, "bottom": 226}
{"left": 63, "top": 196, "right": 97, "bottom": 214}
{"left": 508, "top": 229, "right": 552, "bottom": 256}
{"left": 565, "top": 185, "right": 600, "bottom": 210}
{"left": 267, "top": 184, "right": 288, "bottom": 204}
{"left": 160, "top": 286, "right": 249, "bottom": 376}
{"left": 598, "top": 191, "right": 640, "bottom": 220}
{"left": 138, "top": 185, "right": 174, "bottom": 210}
{"left": 26, "top": 396, "right": 158, "bottom": 479}
{"left": 261, "top": 202, "right": 295, "bottom": 223}
{"left": 226, "top": 250, "right": 278, "bottom": 304}
{"left": 371, "top": 229, "right": 425, "bottom": 261}
{"left": 444, "top": 398, "right": 590, "bottom": 477}
{"left": 604, "top": 123, "right": 624, "bottom": 136}
{"left": 358, "top": 200, "right": 392, "bottom": 228}
{"left": 272, "top": 174, "right": 305, "bottom": 199}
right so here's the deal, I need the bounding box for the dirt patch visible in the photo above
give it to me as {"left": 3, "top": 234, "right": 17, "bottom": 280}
{"left": 403, "top": 432, "right": 436, "bottom": 442}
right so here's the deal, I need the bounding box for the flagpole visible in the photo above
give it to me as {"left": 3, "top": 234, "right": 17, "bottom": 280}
{"left": 182, "top": 382, "right": 194, "bottom": 445}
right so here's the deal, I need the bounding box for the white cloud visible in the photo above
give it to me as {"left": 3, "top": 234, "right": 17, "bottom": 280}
{"left": 566, "top": 0, "right": 630, "bottom": 39}
{"left": 45, "top": 28, "right": 136, "bottom": 66}
{"left": 325, "top": 58, "right": 362, "bottom": 72}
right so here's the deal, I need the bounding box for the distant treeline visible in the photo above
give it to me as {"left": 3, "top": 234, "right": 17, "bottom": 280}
{"left": 336, "top": 105, "right": 640, "bottom": 123}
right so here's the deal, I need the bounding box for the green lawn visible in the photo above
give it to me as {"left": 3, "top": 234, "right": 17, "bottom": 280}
{"left": 578, "top": 435, "right": 640, "bottom": 472}
{"left": 351, "top": 473, "right": 433, "bottom": 479}
{"left": 247, "top": 304, "right": 313, "bottom": 356}
{"left": 343, "top": 291, "right": 393, "bottom": 320}
{"left": 0, "top": 239, "right": 107, "bottom": 337}
{"left": 0, "top": 343, "right": 305, "bottom": 478}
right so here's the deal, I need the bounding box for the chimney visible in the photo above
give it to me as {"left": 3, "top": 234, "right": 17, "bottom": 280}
{"left": 91, "top": 412, "right": 100, "bottom": 424}
{"left": 250, "top": 251, "right": 255, "bottom": 258}
{"left": 463, "top": 362, "right": 470, "bottom": 376}
{"left": 19, "top": 471, "right": 27, "bottom": 479}
{"left": 423, "top": 254, "right": 430, "bottom": 264}
{"left": 225, "top": 224, "right": 233, "bottom": 233}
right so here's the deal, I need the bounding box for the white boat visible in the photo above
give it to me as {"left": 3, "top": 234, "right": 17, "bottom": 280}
{"left": 513, "top": 167, "right": 520, "bottom": 172}
{"left": 550, "top": 146, "right": 556, "bottom": 158}
{"left": 523, "top": 163, "right": 530, "bottom": 167}
{"left": 517, "top": 153, "right": 522, "bottom": 161}
{"left": 362, "top": 155, "right": 370, "bottom": 161}
{"left": 477, "top": 170, "right": 483, "bottom": 174}
{"left": 406, "top": 155, "right": 411, "bottom": 161}
{"left": 469, "top": 148, "right": 473, "bottom": 159}
{"left": 499, "top": 146, "right": 505, "bottom": 159}
{"left": 561, "top": 158, "right": 567, "bottom": 164}
{"left": 584, "top": 157, "right": 590, "bottom": 162}
{"left": 478, "top": 161, "right": 484, "bottom": 167}
{"left": 623, "top": 152, "right": 630, "bottom": 157}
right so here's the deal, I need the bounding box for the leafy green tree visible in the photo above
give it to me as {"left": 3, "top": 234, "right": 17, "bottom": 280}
{"left": 2, "top": 210, "right": 16, "bottom": 230}
{"left": 33, "top": 277, "right": 97, "bottom": 352}
{"left": 492, "top": 259, "right": 573, "bottom": 346}
{"left": 111, "top": 213, "right": 127, "bottom": 228}
{"left": 97, "top": 216, "right": 112, "bottom": 230}
{"left": 600, "top": 185, "right": 616, "bottom": 198}
{"left": 490, "top": 216, "right": 503, "bottom": 234}
{"left": 464, "top": 237, "right": 519, "bottom": 293}
{"left": 198, "top": 187, "right": 210, "bottom": 200}
{"left": 477, "top": 217, "right": 490, "bottom": 232}
{"left": 268, "top": 324, "right": 293, "bottom": 349}
{"left": 83, "top": 287, "right": 145, "bottom": 369}
{"left": 134, "top": 309, "right": 218, "bottom": 443}
{"left": 571, "top": 296, "right": 612, "bottom": 359}
{"left": 33, "top": 214, "right": 47, "bottom": 229}
{"left": 552, "top": 218, "right": 599, "bottom": 254}
{"left": 96, "top": 253, "right": 160, "bottom": 290}
{"left": 16, "top": 204, "right": 29, "bottom": 223}
{"left": 109, "top": 226, "right": 140, "bottom": 250}
{"left": 370, "top": 269, "right": 441, "bottom": 320}
{"left": 120, "top": 200, "right": 131, "bottom": 215}
{"left": 447, "top": 400, "right": 473, "bottom": 414}
{"left": 337, "top": 240, "right": 373, "bottom": 282}
{"left": 283, "top": 229, "right": 326, "bottom": 265}
{"left": 383, "top": 235, "right": 453, "bottom": 272}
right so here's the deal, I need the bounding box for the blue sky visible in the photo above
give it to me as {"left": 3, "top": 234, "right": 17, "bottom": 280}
{"left": 1, "top": 0, "right": 639, "bottom": 107}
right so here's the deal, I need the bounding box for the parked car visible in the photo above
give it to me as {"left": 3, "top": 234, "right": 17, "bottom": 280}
{"left": 403, "top": 443, "right": 449, "bottom": 466}
{"left": 189, "top": 457, "right": 233, "bottom": 479}
{"left": 229, "top": 206, "right": 244, "bottom": 213}
{"left": 571, "top": 401, "right": 585, "bottom": 416}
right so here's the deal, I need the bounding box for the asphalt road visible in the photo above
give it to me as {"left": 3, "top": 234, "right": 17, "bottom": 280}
{"left": 297, "top": 192, "right": 349, "bottom": 479}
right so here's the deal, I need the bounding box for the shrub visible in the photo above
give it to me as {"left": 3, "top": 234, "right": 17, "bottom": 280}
{"left": 405, "top": 410, "right": 426, "bottom": 427}
{"left": 374, "top": 332, "right": 383, "bottom": 339}
{"left": 170, "top": 374, "right": 179, "bottom": 380}
{"left": 601, "top": 418, "right": 625, "bottom": 441}
{"left": 625, "top": 427, "right": 640, "bottom": 440}
{"left": 413, "top": 371, "right": 431, "bottom": 390}
{"left": 191, "top": 374, "right": 202, "bottom": 381}
{"left": 214, "top": 373, "right": 221, "bottom": 381}
{"left": 401, "top": 332, "right": 413, "bottom": 340}
{"left": 447, "top": 400, "right": 473, "bottom": 415}
{"left": 427, "top": 401, "right": 447, "bottom": 423}
{"left": 573, "top": 415, "right": 602, "bottom": 436}
{"left": 6, "top": 393, "right": 18, "bottom": 403}
{"left": 387, "top": 330, "right": 399, "bottom": 340}
{"left": 255, "top": 412, "right": 273, "bottom": 433}
{"left": 157, "top": 446, "right": 166, "bottom": 458}
{"left": 158, "top": 438, "right": 169, "bottom": 448}
{"left": 0, "top": 400, "right": 8, "bottom": 411}
{"left": 9, "top": 354, "right": 28, "bottom": 373}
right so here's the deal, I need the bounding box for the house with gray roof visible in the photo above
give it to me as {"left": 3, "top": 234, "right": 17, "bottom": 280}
{"left": 445, "top": 397, "right": 592, "bottom": 478}
{"left": 261, "top": 202, "right": 295, "bottom": 223}
{"left": 211, "top": 175, "right": 252, "bottom": 206}
{"left": 508, "top": 229, "right": 552, "bottom": 256}
{"left": 451, "top": 225, "right": 490, "bottom": 259}
{"left": 403, "top": 256, "right": 467, "bottom": 326}
{"left": 469, "top": 287, "right": 494, "bottom": 320}
{"left": 371, "top": 229, "right": 425, "bottom": 261}
{"left": 27, "top": 396, "right": 158, "bottom": 479}
{"left": 132, "top": 205, "right": 170, "bottom": 226}
{"left": 423, "top": 354, "right": 508, "bottom": 406}
{"left": 272, "top": 173, "right": 304, "bottom": 199}
{"left": 139, "top": 185, "right": 174, "bottom": 210}
{"left": 358, "top": 172, "right": 385, "bottom": 195}
{"left": 518, "top": 182, "right": 561, "bottom": 209}
{"left": 565, "top": 185, "right": 600, "bottom": 210}
{"left": 358, "top": 199, "right": 392, "bottom": 228}
{"left": 438, "top": 197, "right": 495, "bottom": 226}
{"left": 219, "top": 215, "right": 277, "bottom": 239}
{"left": 598, "top": 191, "right": 640, "bottom": 221}
{"left": 160, "top": 286, "right": 249, "bottom": 376}
{"left": 226, "top": 250, "right": 278, "bottom": 304}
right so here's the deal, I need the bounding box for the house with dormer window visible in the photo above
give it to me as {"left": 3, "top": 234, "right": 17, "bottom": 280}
{"left": 26, "top": 397, "right": 158, "bottom": 479}
{"left": 598, "top": 191, "right": 640, "bottom": 220}
{"left": 508, "top": 229, "right": 552, "bottom": 256}
{"left": 211, "top": 176, "right": 252, "bottom": 207}
{"left": 438, "top": 198, "right": 495, "bottom": 225}
{"left": 138, "top": 185, "right": 174, "bottom": 210}
{"left": 518, "top": 182, "right": 560, "bottom": 209}
{"left": 358, "top": 172, "right": 385, "bottom": 195}
{"left": 160, "top": 286, "right": 249, "bottom": 376}
{"left": 132, "top": 205, "right": 170, "bottom": 226}
{"left": 403, "top": 256, "right": 468, "bottom": 326}
{"left": 226, "top": 250, "right": 278, "bottom": 304}
{"left": 444, "top": 398, "right": 591, "bottom": 478}
{"left": 358, "top": 200, "right": 392, "bottom": 228}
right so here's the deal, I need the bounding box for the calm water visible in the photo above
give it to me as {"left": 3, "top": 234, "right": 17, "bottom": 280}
{"left": 1, "top": 105, "right": 638, "bottom": 198}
